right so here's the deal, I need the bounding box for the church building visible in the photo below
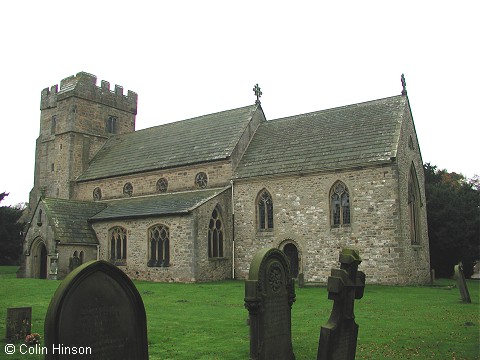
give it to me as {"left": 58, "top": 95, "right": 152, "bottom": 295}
{"left": 19, "top": 72, "right": 430, "bottom": 284}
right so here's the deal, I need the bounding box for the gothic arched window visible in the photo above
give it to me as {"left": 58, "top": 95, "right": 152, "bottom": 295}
{"left": 408, "top": 165, "right": 422, "bottom": 245}
{"left": 208, "top": 207, "right": 224, "bottom": 258}
{"left": 257, "top": 189, "right": 274, "bottom": 231}
{"left": 148, "top": 225, "right": 170, "bottom": 267}
{"left": 109, "top": 227, "right": 127, "bottom": 264}
{"left": 330, "top": 181, "right": 351, "bottom": 226}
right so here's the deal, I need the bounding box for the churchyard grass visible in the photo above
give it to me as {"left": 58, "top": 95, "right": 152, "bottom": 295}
{"left": 1, "top": 266, "right": 478, "bottom": 359}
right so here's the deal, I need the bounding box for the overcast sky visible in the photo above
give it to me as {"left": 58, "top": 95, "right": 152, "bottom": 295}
{"left": 1, "top": 1, "right": 478, "bottom": 207}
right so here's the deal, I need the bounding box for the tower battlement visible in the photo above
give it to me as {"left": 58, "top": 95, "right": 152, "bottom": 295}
{"left": 40, "top": 71, "right": 138, "bottom": 114}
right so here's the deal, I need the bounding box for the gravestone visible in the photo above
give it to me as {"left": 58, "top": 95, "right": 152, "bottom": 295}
{"left": 317, "top": 248, "right": 366, "bottom": 360}
{"left": 471, "top": 261, "right": 480, "bottom": 280}
{"left": 244, "top": 248, "right": 296, "bottom": 360}
{"left": 5, "top": 307, "right": 32, "bottom": 341}
{"left": 44, "top": 260, "right": 148, "bottom": 359}
{"left": 454, "top": 262, "right": 471, "bottom": 303}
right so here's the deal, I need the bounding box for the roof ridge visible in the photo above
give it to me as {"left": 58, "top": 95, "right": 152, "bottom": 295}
{"left": 269, "top": 95, "right": 405, "bottom": 123}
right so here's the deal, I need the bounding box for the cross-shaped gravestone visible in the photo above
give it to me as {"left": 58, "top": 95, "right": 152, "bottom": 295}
{"left": 317, "top": 248, "right": 366, "bottom": 360}
{"left": 253, "top": 84, "right": 262, "bottom": 104}
{"left": 454, "top": 262, "right": 471, "bottom": 303}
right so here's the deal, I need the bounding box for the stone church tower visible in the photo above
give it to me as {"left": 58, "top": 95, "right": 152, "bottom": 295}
{"left": 29, "top": 72, "right": 138, "bottom": 206}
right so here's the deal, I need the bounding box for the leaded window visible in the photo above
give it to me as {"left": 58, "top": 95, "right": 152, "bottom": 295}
{"left": 123, "top": 182, "right": 133, "bottom": 197}
{"left": 93, "top": 187, "right": 102, "bottom": 201}
{"left": 195, "top": 172, "right": 208, "bottom": 188}
{"left": 408, "top": 165, "right": 421, "bottom": 245}
{"left": 148, "top": 225, "right": 170, "bottom": 267}
{"left": 208, "top": 207, "right": 224, "bottom": 258}
{"left": 110, "top": 227, "right": 127, "bottom": 264}
{"left": 257, "top": 189, "right": 274, "bottom": 231}
{"left": 156, "top": 178, "right": 168, "bottom": 193}
{"left": 331, "top": 181, "right": 351, "bottom": 226}
{"left": 106, "top": 115, "right": 117, "bottom": 134}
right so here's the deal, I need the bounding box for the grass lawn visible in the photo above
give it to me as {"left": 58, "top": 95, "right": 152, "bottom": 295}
{"left": 0, "top": 266, "right": 478, "bottom": 359}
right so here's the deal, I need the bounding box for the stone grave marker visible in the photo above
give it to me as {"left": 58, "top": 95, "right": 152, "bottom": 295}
{"left": 454, "top": 262, "right": 471, "bottom": 303}
{"left": 244, "top": 248, "right": 296, "bottom": 360}
{"left": 5, "top": 307, "right": 32, "bottom": 341}
{"left": 317, "top": 248, "right": 366, "bottom": 360}
{"left": 44, "top": 260, "right": 148, "bottom": 359}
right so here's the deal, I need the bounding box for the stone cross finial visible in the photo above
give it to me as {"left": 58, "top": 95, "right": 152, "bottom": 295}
{"left": 401, "top": 74, "right": 407, "bottom": 96}
{"left": 253, "top": 84, "right": 262, "bottom": 104}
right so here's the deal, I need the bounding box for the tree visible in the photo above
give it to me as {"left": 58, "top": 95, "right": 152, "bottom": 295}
{"left": 424, "top": 164, "right": 480, "bottom": 278}
{"left": 0, "top": 192, "right": 25, "bottom": 265}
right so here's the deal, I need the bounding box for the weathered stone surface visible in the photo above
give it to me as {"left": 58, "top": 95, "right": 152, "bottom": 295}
{"left": 245, "top": 248, "right": 296, "bottom": 360}
{"left": 317, "top": 248, "right": 365, "bottom": 360}
{"left": 5, "top": 307, "right": 32, "bottom": 341}
{"left": 44, "top": 260, "right": 148, "bottom": 359}
{"left": 454, "top": 262, "right": 471, "bottom": 303}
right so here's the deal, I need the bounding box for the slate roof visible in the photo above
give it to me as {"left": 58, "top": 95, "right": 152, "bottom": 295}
{"left": 90, "top": 187, "right": 229, "bottom": 221}
{"left": 42, "top": 198, "right": 107, "bottom": 245}
{"left": 234, "top": 95, "right": 407, "bottom": 179}
{"left": 77, "top": 105, "right": 259, "bottom": 181}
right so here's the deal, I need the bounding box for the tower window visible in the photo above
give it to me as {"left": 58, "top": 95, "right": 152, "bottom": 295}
{"left": 106, "top": 116, "right": 117, "bottom": 134}
{"left": 51, "top": 115, "right": 57, "bottom": 135}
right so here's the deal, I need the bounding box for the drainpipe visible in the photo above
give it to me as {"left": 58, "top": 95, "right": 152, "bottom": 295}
{"left": 230, "top": 180, "right": 235, "bottom": 279}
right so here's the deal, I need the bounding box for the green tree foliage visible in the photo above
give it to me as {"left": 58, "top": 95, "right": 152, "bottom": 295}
{"left": 0, "top": 192, "right": 25, "bottom": 265}
{"left": 424, "top": 164, "right": 480, "bottom": 278}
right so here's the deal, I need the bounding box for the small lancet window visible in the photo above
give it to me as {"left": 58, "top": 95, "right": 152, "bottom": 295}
{"left": 409, "top": 136, "right": 415, "bottom": 150}
{"left": 156, "top": 178, "right": 168, "bottom": 193}
{"left": 51, "top": 115, "right": 57, "bottom": 135}
{"left": 257, "top": 189, "right": 274, "bottom": 231}
{"left": 148, "top": 225, "right": 170, "bottom": 267}
{"left": 331, "top": 181, "right": 351, "bottom": 227}
{"left": 106, "top": 116, "right": 117, "bottom": 134}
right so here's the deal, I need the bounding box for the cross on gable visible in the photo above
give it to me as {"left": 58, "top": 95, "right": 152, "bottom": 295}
{"left": 401, "top": 74, "right": 407, "bottom": 96}
{"left": 253, "top": 84, "right": 262, "bottom": 104}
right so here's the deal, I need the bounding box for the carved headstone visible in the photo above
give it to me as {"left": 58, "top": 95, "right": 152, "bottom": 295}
{"left": 44, "top": 260, "right": 148, "bottom": 359}
{"left": 454, "top": 262, "right": 471, "bottom": 303}
{"left": 5, "top": 307, "right": 32, "bottom": 341}
{"left": 245, "top": 248, "right": 296, "bottom": 360}
{"left": 317, "top": 248, "right": 366, "bottom": 360}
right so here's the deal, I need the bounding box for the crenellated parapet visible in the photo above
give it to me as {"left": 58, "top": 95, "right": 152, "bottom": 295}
{"left": 40, "top": 71, "right": 137, "bottom": 114}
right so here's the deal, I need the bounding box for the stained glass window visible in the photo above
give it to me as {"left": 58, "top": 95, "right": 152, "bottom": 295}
{"left": 331, "top": 182, "right": 350, "bottom": 226}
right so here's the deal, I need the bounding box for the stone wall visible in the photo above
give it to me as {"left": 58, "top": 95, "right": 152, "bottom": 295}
{"left": 393, "top": 102, "right": 430, "bottom": 283}
{"left": 233, "top": 160, "right": 428, "bottom": 285}
{"left": 74, "top": 160, "right": 233, "bottom": 201}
